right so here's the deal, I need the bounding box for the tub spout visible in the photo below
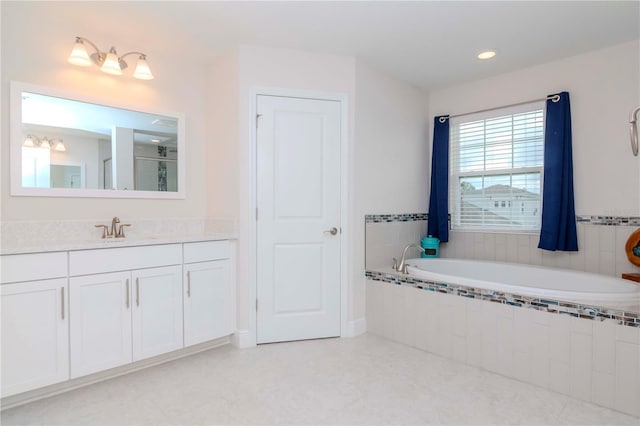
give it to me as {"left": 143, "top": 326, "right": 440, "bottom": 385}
{"left": 394, "top": 243, "right": 425, "bottom": 274}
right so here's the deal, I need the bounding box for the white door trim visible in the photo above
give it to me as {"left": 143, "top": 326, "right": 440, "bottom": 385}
{"left": 248, "top": 86, "right": 349, "bottom": 346}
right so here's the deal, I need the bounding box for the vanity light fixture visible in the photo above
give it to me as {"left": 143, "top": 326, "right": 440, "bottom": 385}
{"left": 23, "top": 135, "right": 66, "bottom": 151}
{"left": 23, "top": 135, "right": 35, "bottom": 147}
{"left": 39, "top": 137, "right": 51, "bottom": 149}
{"left": 68, "top": 36, "right": 154, "bottom": 80}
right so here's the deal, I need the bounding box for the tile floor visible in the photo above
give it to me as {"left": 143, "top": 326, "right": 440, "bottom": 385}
{"left": 1, "top": 334, "right": 638, "bottom": 425}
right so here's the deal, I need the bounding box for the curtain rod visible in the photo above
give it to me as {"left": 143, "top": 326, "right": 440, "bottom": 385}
{"left": 438, "top": 94, "right": 561, "bottom": 123}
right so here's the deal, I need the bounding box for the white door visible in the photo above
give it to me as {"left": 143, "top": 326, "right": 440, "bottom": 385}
{"left": 1, "top": 279, "right": 69, "bottom": 397}
{"left": 256, "top": 95, "right": 342, "bottom": 344}
{"left": 184, "top": 260, "right": 231, "bottom": 347}
{"left": 132, "top": 265, "right": 183, "bottom": 361}
{"left": 70, "top": 272, "right": 132, "bottom": 378}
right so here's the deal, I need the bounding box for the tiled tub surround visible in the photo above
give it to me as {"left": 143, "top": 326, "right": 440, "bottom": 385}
{"left": 365, "top": 213, "right": 640, "bottom": 417}
{"left": 365, "top": 274, "right": 640, "bottom": 417}
{"left": 365, "top": 214, "right": 640, "bottom": 277}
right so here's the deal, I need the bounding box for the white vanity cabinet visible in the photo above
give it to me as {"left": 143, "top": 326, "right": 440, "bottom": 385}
{"left": 69, "top": 271, "right": 132, "bottom": 378}
{"left": 1, "top": 238, "right": 235, "bottom": 401}
{"left": 1, "top": 253, "right": 69, "bottom": 398}
{"left": 68, "top": 245, "right": 183, "bottom": 379}
{"left": 131, "top": 265, "right": 183, "bottom": 361}
{"left": 183, "top": 241, "right": 233, "bottom": 347}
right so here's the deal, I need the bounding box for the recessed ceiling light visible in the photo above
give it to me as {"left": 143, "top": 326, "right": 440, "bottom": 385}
{"left": 151, "top": 139, "right": 160, "bottom": 143}
{"left": 478, "top": 50, "right": 496, "bottom": 60}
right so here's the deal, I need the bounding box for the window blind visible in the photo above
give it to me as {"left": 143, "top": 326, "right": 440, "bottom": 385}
{"left": 450, "top": 105, "right": 544, "bottom": 231}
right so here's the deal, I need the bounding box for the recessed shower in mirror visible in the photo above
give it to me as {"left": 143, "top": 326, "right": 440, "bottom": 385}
{"left": 11, "top": 81, "right": 185, "bottom": 198}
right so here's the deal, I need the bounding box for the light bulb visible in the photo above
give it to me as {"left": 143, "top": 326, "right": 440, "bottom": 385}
{"left": 477, "top": 50, "right": 496, "bottom": 60}
{"left": 54, "top": 140, "right": 66, "bottom": 152}
{"left": 40, "top": 138, "right": 51, "bottom": 149}
{"left": 101, "top": 50, "right": 123, "bottom": 75}
{"left": 23, "top": 135, "right": 35, "bottom": 147}
{"left": 133, "top": 56, "right": 154, "bottom": 80}
{"left": 68, "top": 39, "right": 92, "bottom": 67}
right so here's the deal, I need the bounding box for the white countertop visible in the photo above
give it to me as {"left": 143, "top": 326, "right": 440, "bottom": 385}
{"left": 0, "top": 233, "right": 237, "bottom": 255}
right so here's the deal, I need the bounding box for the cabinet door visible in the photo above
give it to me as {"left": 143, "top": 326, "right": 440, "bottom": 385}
{"left": 69, "top": 272, "right": 132, "bottom": 378}
{"left": 132, "top": 265, "right": 183, "bottom": 361}
{"left": 184, "top": 260, "right": 231, "bottom": 347}
{"left": 1, "top": 279, "right": 69, "bottom": 397}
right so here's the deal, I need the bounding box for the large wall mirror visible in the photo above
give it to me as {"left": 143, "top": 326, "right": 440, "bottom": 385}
{"left": 10, "top": 81, "right": 185, "bottom": 198}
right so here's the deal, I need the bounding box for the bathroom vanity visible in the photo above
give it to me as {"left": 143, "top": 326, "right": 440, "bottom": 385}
{"left": 0, "top": 236, "right": 236, "bottom": 401}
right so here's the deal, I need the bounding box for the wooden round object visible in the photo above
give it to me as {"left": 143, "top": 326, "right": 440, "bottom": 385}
{"left": 625, "top": 228, "right": 640, "bottom": 266}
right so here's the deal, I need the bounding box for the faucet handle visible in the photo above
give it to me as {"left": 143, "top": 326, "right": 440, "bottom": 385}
{"left": 392, "top": 257, "right": 398, "bottom": 271}
{"left": 94, "top": 224, "right": 108, "bottom": 239}
{"left": 117, "top": 224, "right": 131, "bottom": 238}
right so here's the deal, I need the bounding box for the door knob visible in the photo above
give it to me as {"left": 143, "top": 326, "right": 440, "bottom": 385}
{"left": 324, "top": 227, "right": 338, "bottom": 236}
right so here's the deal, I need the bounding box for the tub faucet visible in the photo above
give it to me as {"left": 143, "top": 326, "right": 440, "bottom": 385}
{"left": 393, "top": 243, "right": 425, "bottom": 274}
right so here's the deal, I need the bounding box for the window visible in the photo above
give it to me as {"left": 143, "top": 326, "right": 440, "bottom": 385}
{"left": 450, "top": 103, "right": 544, "bottom": 231}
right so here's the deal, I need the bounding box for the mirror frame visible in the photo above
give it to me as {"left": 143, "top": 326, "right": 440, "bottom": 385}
{"left": 10, "top": 81, "right": 186, "bottom": 199}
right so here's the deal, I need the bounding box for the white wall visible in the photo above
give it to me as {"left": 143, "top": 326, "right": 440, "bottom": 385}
{"left": 1, "top": 2, "right": 208, "bottom": 222}
{"left": 236, "top": 46, "right": 356, "bottom": 334}
{"left": 353, "top": 61, "right": 429, "bottom": 319}
{"left": 205, "top": 46, "right": 430, "bottom": 336}
{"left": 429, "top": 40, "right": 640, "bottom": 217}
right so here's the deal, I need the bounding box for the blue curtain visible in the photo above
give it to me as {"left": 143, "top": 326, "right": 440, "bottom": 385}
{"left": 427, "top": 116, "right": 450, "bottom": 242}
{"left": 538, "top": 92, "right": 578, "bottom": 251}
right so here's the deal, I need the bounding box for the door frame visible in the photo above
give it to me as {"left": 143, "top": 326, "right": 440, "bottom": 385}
{"left": 249, "top": 86, "right": 349, "bottom": 345}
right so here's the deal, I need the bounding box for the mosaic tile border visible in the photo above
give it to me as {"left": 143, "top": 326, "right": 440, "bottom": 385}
{"left": 576, "top": 215, "right": 640, "bottom": 226}
{"left": 366, "top": 213, "right": 640, "bottom": 226}
{"left": 365, "top": 213, "right": 428, "bottom": 223}
{"left": 365, "top": 270, "right": 640, "bottom": 328}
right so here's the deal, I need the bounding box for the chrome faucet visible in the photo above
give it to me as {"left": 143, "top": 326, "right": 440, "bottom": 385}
{"left": 94, "top": 217, "right": 131, "bottom": 239}
{"left": 393, "top": 243, "right": 425, "bottom": 274}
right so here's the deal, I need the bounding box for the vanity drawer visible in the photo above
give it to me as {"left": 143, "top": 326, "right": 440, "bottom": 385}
{"left": 1, "top": 252, "right": 68, "bottom": 283}
{"left": 69, "top": 244, "right": 182, "bottom": 276}
{"left": 183, "top": 241, "right": 230, "bottom": 264}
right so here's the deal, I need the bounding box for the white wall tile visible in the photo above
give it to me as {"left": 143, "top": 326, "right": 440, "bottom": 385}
{"left": 571, "top": 316, "right": 593, "bottom": 336}
{"left": 549, "top": 360, "right": 570, "bottom": 395}
{"left": 529, "top": 322, "right": 550, "bottom": 389}
{"left": 483, "top": 233, "right": 496, "bottom": 261}
{"left": 616, "top": 323, "right": 640, "bottom": 344}
{"left": 584, "top": 225, "right": 600, "bottom": 274}
{"left": 549, "top": 315, "right": 571, "bottom": 363}
{"left": 506, "top": 235, "right": 519, "bottom": 263}
{"left": 365, "top": 279, "right": 383, "bottom": 336}
{"left": 598, "top": 251, "right": 616, "bottom": 276}
{"left": 399, "top": 285, "right": 417, "bottom": 347}
{"left": 381, "top": 282, "right": 401, "bottom": 341}
{"left": 592, "top": 320, "right": 617, "bottom": 374}
{"left": 615, "top": 341, "right": 640, "bottom": 417}
{"left": 570, "top": 332, "right": 593, "bottom": 401}
{"left": 592, "top": 371, "right": 615, "bottom": 409}
{"left": 434, "top": 293, "right": 454, "bottom": 358}
{"left": 465, "top": 298, "right": 483, "bottom": 367}
{"left": 598, "top": 226, "right": 616, "bottom": 253}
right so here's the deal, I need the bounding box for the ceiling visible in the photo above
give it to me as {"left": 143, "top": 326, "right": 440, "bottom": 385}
{"left": 5, "top": 1, "right": 640, "bottom": 91}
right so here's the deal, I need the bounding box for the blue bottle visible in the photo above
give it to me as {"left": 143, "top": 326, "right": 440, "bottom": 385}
{"left": 421, "top": 235, "right": 440, "bottom": 258}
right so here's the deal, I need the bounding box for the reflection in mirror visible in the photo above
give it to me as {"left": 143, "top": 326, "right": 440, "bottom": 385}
{"left": 11, "top": 81, "right": 185, "bottom": 198}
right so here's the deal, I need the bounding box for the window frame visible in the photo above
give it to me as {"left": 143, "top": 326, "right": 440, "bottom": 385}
{"left": 449, "top": 102, "right": 545, "bottom": 233}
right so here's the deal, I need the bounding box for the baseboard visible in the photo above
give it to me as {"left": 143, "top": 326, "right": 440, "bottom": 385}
{"left": 1, "top": 337, "right": 230, "bottom": 411}
{"left": 343, "top": 317, "right": 367, "bottom": 337}
{"left": 232, "top": 329, "right": 256, "bottom": 348}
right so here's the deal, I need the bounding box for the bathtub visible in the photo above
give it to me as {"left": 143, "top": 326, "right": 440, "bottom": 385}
{"left": 406, "top": 258, "right": 640, "bottom": 308}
